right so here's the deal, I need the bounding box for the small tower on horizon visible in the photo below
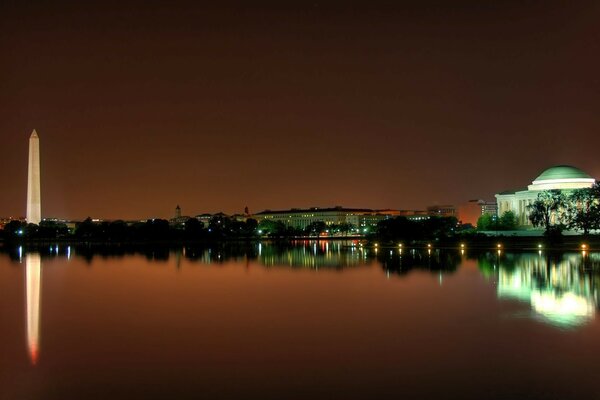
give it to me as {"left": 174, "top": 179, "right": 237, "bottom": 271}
{"left": 27, "top": 130, "right": 41, "bottom": 224}
{"left": 175, "top": 205, "right": 181, "bottom": 219}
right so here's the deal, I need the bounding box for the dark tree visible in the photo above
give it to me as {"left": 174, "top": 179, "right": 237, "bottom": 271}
{"left": 566, "top": 183, "right": 600, "bottom": 236}
{"left": 305, "top": 221, "right": 327, "bottom": 237}
{"left": 476, "top": 213, "right": 493, "bottom": 230}
{"left": 142, "top": 219, "right": 171, "bottom": 240}
{"left": 75, "top": 217, "right": 98, "bottom": 239}
{"left": 337, "top": 223, "right": 354, "bottom": 236}
{"left": 243, "top": 218, "right": 259, "bottom": 237}
{"left": 184, "top": 217, "right": 204, "bottom": 240}
{"left": 39, "top": 220, "right": 69, "bottom": 238}
{"left": 208, "top": 214, "right": 232, "bottom": 237}
{"left": 498, "top": 211, "right": 517, "bottom": 230}
{"left": 376, "top": 217, "right": 419, "bottom": 242}
{"left": 3, "top": 220, "right": 27, "bottom": 239}
{"left": 527, "top": 190, "right": 567, "bottom": 236}
{"left": 423, "top": 216, "right": 458, "bottom": 239}
{"left": 105, "top": 220, "right": 128, "bottom": 241}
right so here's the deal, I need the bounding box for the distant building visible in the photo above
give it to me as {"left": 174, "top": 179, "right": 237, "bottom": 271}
{"left": 194, "top": 213, "right": 213, "bottom": 228}
{"left": 231, "top": 213, "right": 250, "bottom": 222}
{"left": 170, "top": 205, "right": 190, "bottom": 227}
{"left": 396, "top": 210, "right": 430, "bottom": 221}
{"left": 495, "top": 165, "right": 596, "bottom": 227}
{"left": 0, "top": 217, "right": 25, "bottom": 230}
{"left": 457, "top": 200, "right": 497, "bottom": 226}
{"left": 426, "top": 205, "right": 456, "bottom": 218}
{"left": 253, "top": 206, "right": 400, "bottom": 232}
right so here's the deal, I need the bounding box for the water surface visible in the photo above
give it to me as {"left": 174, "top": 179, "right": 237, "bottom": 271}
{"left": 1, "top": 242, "right": 599, "bottom": 399}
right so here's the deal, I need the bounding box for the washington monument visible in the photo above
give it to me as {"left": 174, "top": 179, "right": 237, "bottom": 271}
{"left": 27, "top": 130, "right": 41, "bottom": 224}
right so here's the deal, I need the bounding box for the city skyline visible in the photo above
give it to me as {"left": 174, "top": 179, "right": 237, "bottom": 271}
{"left": 4, "top": 128, "right": 597, "bottom": 222}
{"left": 1, "top": 2, "right": 599, "bottom": 220}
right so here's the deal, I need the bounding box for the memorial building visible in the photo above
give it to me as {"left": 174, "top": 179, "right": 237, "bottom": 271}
{"left": 495, "top": 165, "right": 596, "bottom": 227}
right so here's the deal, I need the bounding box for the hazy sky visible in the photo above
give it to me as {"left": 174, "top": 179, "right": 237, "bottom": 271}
{"left": 1, "top": 1, "right": 599, "bottom": 220}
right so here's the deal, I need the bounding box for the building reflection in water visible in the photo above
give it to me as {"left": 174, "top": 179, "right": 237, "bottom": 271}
{"left": 258, "top": 241, "right": 365, "bottom": 269}
{"left": 182, "top": 240, "right": 368, "bottom": 270}
{"left": 480, "top": 252, "right": 600, "bottom": 328}
{"left": 25, "top": 253, "right": 41, "bottom": 365}
{"left": 11, "top": 244, "right": 600, "bottom": 341}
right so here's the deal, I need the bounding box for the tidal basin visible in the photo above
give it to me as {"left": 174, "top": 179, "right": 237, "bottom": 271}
{"left": 1, "top": 242, "right": 600, "bottom": 399}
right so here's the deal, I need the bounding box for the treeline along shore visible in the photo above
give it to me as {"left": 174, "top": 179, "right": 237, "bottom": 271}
{"left": 1, "top": 214, "right": 599, "bottom": 251}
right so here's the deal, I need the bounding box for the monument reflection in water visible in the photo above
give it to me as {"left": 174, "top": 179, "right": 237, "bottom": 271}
{"left": 25, "top": 252, "right": 41, "bottom": 365}
{"left": 13, "top": 243, "right": 600, "bottom": 369}
{"left": 479, "top": 251, "right": 600, "bottom": 328}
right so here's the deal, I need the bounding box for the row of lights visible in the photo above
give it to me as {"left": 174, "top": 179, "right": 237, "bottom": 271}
{"left": 370, "top": 242, "right": 591, "bottom": 251}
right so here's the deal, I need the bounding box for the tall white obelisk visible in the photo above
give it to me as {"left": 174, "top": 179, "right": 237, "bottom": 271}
{"left": 27, "top": 130, "right": 41, "bottom": 224}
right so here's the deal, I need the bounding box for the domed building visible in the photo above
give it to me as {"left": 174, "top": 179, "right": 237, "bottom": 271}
{"left": 495, "top": 165, "right": 596, "bottom": 227}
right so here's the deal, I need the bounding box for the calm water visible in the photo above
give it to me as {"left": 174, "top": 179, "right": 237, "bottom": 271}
{"left": 1, "top": 242, "right": 600, "bottom": 400}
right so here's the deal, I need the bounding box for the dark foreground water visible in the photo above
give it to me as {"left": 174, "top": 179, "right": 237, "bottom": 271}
{"left": 1, "top": 242, "right": 600, "bottom": 400}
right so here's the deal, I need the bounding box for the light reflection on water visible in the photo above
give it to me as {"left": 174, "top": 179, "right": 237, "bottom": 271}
{"left": 10, "top": 243, "right": 600, "bottom": 339}
{"left": 478, "top": 252, "right": 600, "bottom": 328}
{"left": 25, "top": 253, "right": 41, "bottom": 365}
{"left": 2, "top": 242, "right": 600, "bottom": 399}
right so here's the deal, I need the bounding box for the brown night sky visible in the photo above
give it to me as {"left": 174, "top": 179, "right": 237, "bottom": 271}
{"left": 1, "top": 1, "right": 599, "bottom": 220}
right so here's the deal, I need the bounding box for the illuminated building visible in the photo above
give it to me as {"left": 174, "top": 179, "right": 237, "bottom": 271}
{"left": 27, "top": 130, "right": 41, "bottom": 224}
{"left": 0, "top": 217, "right": 26, "bottom": 230}
{"left": 170, "top": 205, "right": 191, "bottom": 227}
{"left": 426, "top": 205, "right": 456, "bottom": 218}
{"left": 397, "top": 210, "right": 430, "bottom": 221}
{"left": 253, "top": 206, "right": 400, "bottom": 231}
{"left": 194, "top": 213, "right": 213, "bottom": 228}
{"left": 398, "top": 208, "right": 459, "bottom": 221}
{"left": 495, "top": 165, "right": 596, "bottom": 227}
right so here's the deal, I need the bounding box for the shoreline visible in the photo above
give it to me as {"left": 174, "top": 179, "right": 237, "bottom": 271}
{"left": 1, "top": 235, "right": 598, "bottom": 252}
